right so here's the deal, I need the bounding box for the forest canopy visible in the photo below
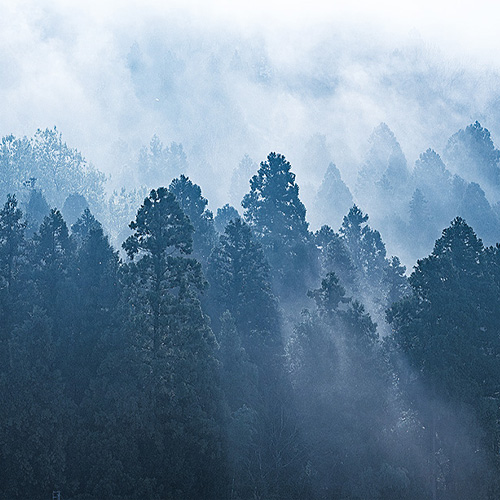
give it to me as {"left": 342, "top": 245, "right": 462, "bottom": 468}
{"left": 2, "top": 123, "right": 500, "bottom": 499}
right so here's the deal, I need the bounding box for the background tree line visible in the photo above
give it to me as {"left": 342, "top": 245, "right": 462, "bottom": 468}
{"left": 1, "top": 129, "right": 500, "bottom": 499}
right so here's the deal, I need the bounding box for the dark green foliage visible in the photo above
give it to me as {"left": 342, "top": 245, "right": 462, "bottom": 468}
{"left": 388, "top": 217, "right": 500, "bottom": 497}
{"left": 242, "top": 152, "right": 317, "bottom": 299}
{"left": 168, "top": 174, "right": 217, "bottom": 266}
{"left": 207, "top": 217, "right": 279, "bottom": 352}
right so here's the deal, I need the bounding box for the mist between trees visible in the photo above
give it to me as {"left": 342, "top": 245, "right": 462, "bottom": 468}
{"left": 2, "top": 123, "right": 500, "bottom": 499}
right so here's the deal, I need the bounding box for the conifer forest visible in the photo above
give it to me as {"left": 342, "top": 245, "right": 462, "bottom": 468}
{"left": 3, "top": 3, "right": 500, "bottom": 499}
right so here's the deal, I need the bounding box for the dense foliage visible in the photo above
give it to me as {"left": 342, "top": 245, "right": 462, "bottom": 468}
{"left": 2, "top": 123, "right": 500, "bottom": 499}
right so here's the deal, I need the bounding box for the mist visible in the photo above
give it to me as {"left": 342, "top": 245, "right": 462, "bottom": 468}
{"left": 2, "top": 2, "right": 500, "bottom": 499}
{"left": 3, "top": 1, "right": 500, "bottom": 206}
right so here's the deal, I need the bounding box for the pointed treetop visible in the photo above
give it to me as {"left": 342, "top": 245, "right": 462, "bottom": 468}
{"left": 123, "top": 187, "right": 193, "bottom": 260}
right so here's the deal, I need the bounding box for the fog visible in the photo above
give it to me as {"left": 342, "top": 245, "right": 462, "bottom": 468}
{"left": 3, "top": 4, "right": 500, "bottom": 498}
{"left": 2, "top": 0, "right": 500, "bottom": 211}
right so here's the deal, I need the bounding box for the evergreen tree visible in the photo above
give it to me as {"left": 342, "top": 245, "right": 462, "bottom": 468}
{"left": 207, "top": 217, "right": 280, "bottom": 355}
{"left": 62, "top": 192, "right": 89, "bottom": 227}
{"left": 31, "top": 209, "right": 74, "bottom": 323}
{"left": 456, "top": 182, "right": 500, "bottom": 245}
{"left": 445, "top": 121, "right": 500, "bottom": 188}
{"left": 230, "top": 154, "right": 257, "bottom": 207}
{"left": 242, "top": 152, "right": 317, "bottom": 300}
{"left": 313, "top": 162, "right": 353, "bottom": 230}
{"left": 137, "top": 135, "right": 187, "bottom": 187}
{"left": 388, "top": 217, "right": 500, "bottom": 498}
{"left": 288, "top": 273, "right": 405, "bottom": 499}
{"left": 30, "top": 127, "right": 105, "bottom": 212}
{"left": 169, "top": 174, "right": 217, "bottom": 267}
{"left": 214, "top": 203, "right": 240, "bottom": 234}
{"left": 24, "top": 187, "right": 50, "bottom": 236}
{"left": 0, "top": 195, "right": 27, "bottom": 366}
{"left": 119, "top": 187, "right": 224, "bottom": 498}
{"left": 207, "top": 217, "right": 308, "bottom": 499}
{"left": 0, "top": 135, "right": 32, "bottom": 202}
{"left": 315, "top": 225, "right": 358, "bottom": 294}
{"left": 356, "top": 123, "right": 410, "bottom": 222}
{"left": 0, "top": 309, "right": 72, "bottom": 500}
{"left": 408, "top": 187, "right": 435, "bottom": 257}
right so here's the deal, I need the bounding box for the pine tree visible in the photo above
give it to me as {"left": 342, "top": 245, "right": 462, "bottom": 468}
{"left": 242, "top": 152, "right": 317, "bottom": 299}
{"left": 445, "top": 121, "right": 500, "bottom": 188}
{"left": 207, "top": 217, "right": 280, "bottom": 357}
{"left": 388, "top": 217, "right": 500, "bottom": 497}
{"left": 169, "top": 174, "right": 217, "bottom": 267}
{"left": 288, "top": 272, "right": 401, "bottom": 498}
{"left": 119, "top": 187, "right": 224, "bottom": 498}
{"left": 0, "top": 195, "right": 27, "bottom": 366}
{"left": 31, "top": 209, "right": 74, "bottom": 323}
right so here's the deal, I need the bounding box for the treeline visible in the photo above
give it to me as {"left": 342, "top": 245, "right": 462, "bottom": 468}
{"left": 1, "top": 146, "right": 500, "bottom": 499}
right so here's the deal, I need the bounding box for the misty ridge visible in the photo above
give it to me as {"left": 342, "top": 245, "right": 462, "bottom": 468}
{"left": 4, "top": 3, "right": 500, "bottom": 500}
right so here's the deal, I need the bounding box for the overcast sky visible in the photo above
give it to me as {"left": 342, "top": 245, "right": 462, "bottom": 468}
{"left": 2, "top": 0, "right": 500, "bottom": 205}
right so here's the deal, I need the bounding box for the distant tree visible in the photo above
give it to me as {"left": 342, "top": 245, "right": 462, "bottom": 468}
{"left": 445, "top": 121, "right": 500, "bottom": 188}
{"left": 24, "top": 188, "right": 50, "bottom": 236}
{"left": 356, "top": 123, "right": 410, "bottom": 218}
{"left": 230, "top": 154, "right": 258, "bottom": 207}
{"left": 137, "top": 135, "right": 187, "bottom": 187}
{"left": 0, "top": 135, "right": 32, "bottom": 201}
{"left": 456, "top": 182, "right": 500, "bottom": 246}
{"left": 62, "top": 193, "right": 89, "bottom": 227}
{"left": 30, "top": 127, "right": 106, "bottom": 212}
{"left": 313, "top": 162, "right": 353, "bottom": 230}
{"left": 408, "top": 188, "right": 436, "bottom": 257}
{"left": 106, "top": 186, "right": 148, "bottom": 246}
{"left": 214, "top": 203, "right": 240, "bottom": 234}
